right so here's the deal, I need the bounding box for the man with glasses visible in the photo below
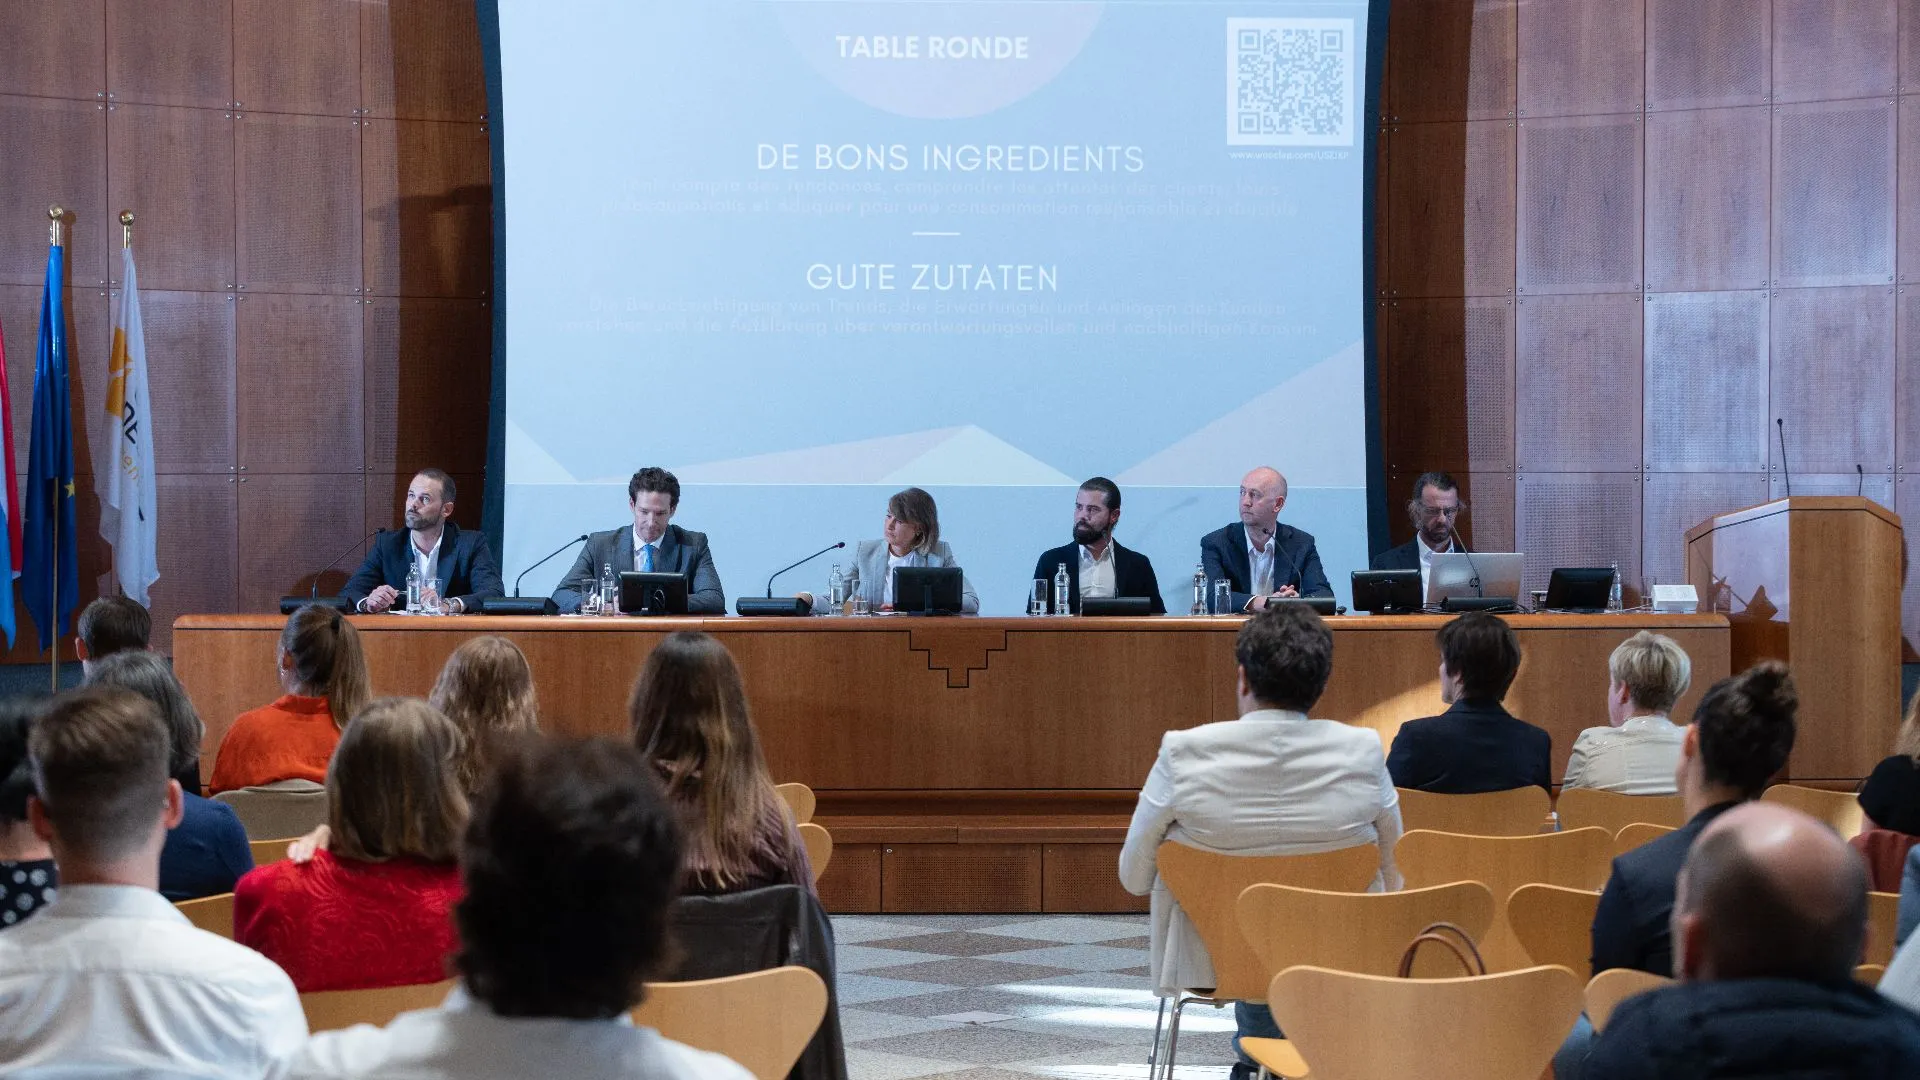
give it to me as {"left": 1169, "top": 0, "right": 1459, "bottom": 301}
{"left": 1372, "top": 471, "right": 1466, "bottom": 599}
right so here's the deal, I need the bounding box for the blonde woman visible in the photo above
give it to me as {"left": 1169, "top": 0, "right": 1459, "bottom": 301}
{"left": 803, "top": 487, "right": 979, "bottom": 614}
{"left": 429, "top": 636, "right": 539, "bottom": 795}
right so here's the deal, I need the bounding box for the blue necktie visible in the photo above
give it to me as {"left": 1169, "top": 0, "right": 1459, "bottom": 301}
{"left": 642, "top": 544, "right": 654, "bottom": 572}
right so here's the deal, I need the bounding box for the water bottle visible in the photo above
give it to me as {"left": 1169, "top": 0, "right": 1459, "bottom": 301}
{"left": 405, "top": 563, "right": 422, "bottom": 613}
{"left": 1607, "top": 561, "right": 1624, "bottom": 612}
{"left": 827, "top": 563, "right": 847, "bottom": 614}
{"left": 598, "top": 562, "right": 618, "bottom": 616}
{"left": 1054, "top": 562, "right": 1072, "bottom": 616}
{"left": 1191, "top": 563, "right": 1208, "bottom": 615}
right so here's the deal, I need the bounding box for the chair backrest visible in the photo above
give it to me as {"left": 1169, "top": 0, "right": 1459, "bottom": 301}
{"left": 1760, "top": 784, "right": 1864, "bottom": 840}
{"left": 1396, "top": 787, "right": 1552, "bottom": 837}
{"left": 632, "top": 966, "right": 828, "bottom": 1080}
{"left": 174, "top": 892, "right": 235, "bottom": 939}
{"left": 796, "top": 822, "right": 832, "bottom": 884}
{"left": 1507, "top": 884, "right": 1601, "bottom": 973}
{"left": 1267, "top": 964, "right": 1583, "bottom": 1080}
{"left": 1396, "top": 828, "right": 1614, "bottom": 971}
{"left": 302, "top": 979, "right": 456, "bottom": 1033}
{"left": 1850, "top": 828, "right": 1920, "bottom": 892}
{"left": 248, "top": 837, "right": 297, "bottom": 867}
{"left": 1866, "top": 890, "right": 1900, "bottom": 966}
{"left": 1156, "top": 842, "right": 1380, "bottom": 999}
{"left": 775, "top": 783, "right": 815, "bottom": 824}
{"left": 1554, "top": 788, "right": 1686, "bottom": 833}
{"left": 1584, "top": 968, "right": 1669, "bottom": 1033}
{"left": 1613, "top": 822, "right": 1676, "bottom": 856}
{"left": 1856, "top": 963, "right": 1887, "bottom": 988}
{"left": 1237, "top": 881, "right": 1497, "bottom": 980}
{"left": 212, "top": 779, "right": 329, "bottom": 840}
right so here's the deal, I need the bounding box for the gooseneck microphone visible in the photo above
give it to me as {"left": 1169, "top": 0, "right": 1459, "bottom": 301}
{"left": 1777, "top": 418, "right": 1792, "bottom": 498}
{"left": 513, "top": 534, "right": 589, "bottom": 597}
{"left": 313, "top": 529, "right": 384, "bottom": 599}
{"left": 1450, "top": 527, "right": 1483, "bottom": 596}
{"left": 1857, "top": 463, "right": 1866, "bottom": 498}
{"left": 767, "top": 541, "right": 846, "bottom": 598}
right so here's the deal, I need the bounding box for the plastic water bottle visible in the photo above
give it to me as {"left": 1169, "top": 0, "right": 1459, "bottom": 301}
{"left": 1191, "top": 563, "right": 1208, "bottom": 615}
{"left": 1054, "top": 562, "right": 1072, "bottom": 616}
{"left": 1607, "top": 561, "right": 1624, "bottom": 612}
{"left": 598, "top": 562, "right": 618, "bottom": 616}
{"left": 827, "top": 563, "right": 847, "bottom": 614}
{"left": 405, "top": 563, "right": 422, "bottom": 613}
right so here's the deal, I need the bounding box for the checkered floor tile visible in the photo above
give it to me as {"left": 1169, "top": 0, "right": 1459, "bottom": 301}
{"left": 833, "top": 914, "right": 1236, "bottom": 1080}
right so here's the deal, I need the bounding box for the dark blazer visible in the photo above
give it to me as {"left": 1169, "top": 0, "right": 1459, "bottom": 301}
{"left": 552, "top": 522, "right": 725, "bottom": 614}
{"left": 1370, "top": 537, "right": 1463, "bottom": 572}
{"left": 1590, "top": 800, "right": 1740, "bottom": 977}
{"left": 1586, "top": 977, "right": 1920, "bottom": 1079}
{"left": 1032, "top": 541, "right": 1166, "bottom": 615}
{"left": 341, "top": 523, "right": 504, "bottom": 612}
{"left": 1385, "top": 699, "right": 1552, "bottom": 794}
{"left": 1198, "top": 522, "right": 1332, "bottom": 611}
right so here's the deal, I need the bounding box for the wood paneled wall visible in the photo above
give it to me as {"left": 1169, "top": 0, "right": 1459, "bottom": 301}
{"left": 1377, "top": 0, "right": 1920, "bottom": 653}
{"left": 0, "top": 0, "right": 491, "bottom": 653}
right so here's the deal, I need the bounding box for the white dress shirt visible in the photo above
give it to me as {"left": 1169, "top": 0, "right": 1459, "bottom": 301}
{"left": 276, "top": 985, "right": 753, "bottom": 1080}
{"left": 410, "top": 530, "right": 442, "bottom": 592}
{"left": 1415, "top": 533, "right": 1453, "bottom": 600}
{"left": 630, "top": 528, "right": 659, "bottom": 573}
{"left": 1560, "top": 714, "right": 1687, "bottom": 795}
{"left": 1247, "top": 532, "right": 1276, "bottom": 596}
{"left": 0, "top": 883, "right": 306, "bottom": 1078}
{"left": 882, "top": 549, "right": 913, "bottom": 607}
{"left": 1118, "top": 710, "right": 1404, "bottom": 995}
{"left": 1079, "top": 542, "right": 1117, "bottom": 599}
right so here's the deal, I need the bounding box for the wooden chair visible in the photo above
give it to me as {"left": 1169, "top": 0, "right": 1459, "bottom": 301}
{"left": 302, "top": 979, "right": 456, "bottom": 1033}
{"left": 212, "top": 779, "right": 328, "bottom": 839}
{"left": 1396, "top": 828, "right": 1614, "bottom": 971}
{"left": 1395, "top": 787, "right": 1552, "bottom": 837}
{"left": 1554, "top": 788, "right": 1686, "bottom": 833}
{"left": 1856, "top": 963, "right": 1887, "bottom": 988}
{"left": 775, "top": 783, "right": 815, "bottom": 824}
{"left": 1866, "top": 890, "right": 1900, "bottom": 965}
{"left": 1249, "top": 964, "right": 1582, "bottom": 1080}
{"left": 632, "top": 966, "right": 828, "bottom": 1080}
{"left": 1152, "top": 842, "right": 1379, "bottom": 1080}
{"left": 248, "top": 837, "right": 297, "bottom": 867}
{"left": 174, "top": 892, "right": 236, "bottom": 939}
{"left": 1613, "top": 821, "right": 1675, "bottom": 856}
{"left": 1584, "top": 968, "right": 1669, "bottom": 1033}
{"left": 1234, "top": 881, "right": 1497, "bottom": 1078}
{"left": 1507, "top": 884, "right": 1600, "bottom": 973}
{"left": 796, "top": 822, "right": 832, "bottom": 883}
{"left": 1760, "top": 784, "right": 1864, "bottom": 840}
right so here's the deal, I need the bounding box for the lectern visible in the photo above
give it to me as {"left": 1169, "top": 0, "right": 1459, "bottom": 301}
{"left": 1684, "top": 497, "right": 1902, "bottom": 780}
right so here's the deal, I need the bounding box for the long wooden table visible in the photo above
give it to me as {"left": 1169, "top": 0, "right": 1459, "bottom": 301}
{"left": 175, "top": 612, "right": 1729, "bottom": 912}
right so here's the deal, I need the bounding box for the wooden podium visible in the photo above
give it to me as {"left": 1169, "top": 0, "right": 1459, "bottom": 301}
{"left": 1685, "top": 496, "right": 1903, "bottom": 780}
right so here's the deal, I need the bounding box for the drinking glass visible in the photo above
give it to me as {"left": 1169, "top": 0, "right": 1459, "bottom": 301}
{"left": 580, "top": 588, "right": 601, "bottom": 616}
{"left": 1031, "top": 579, "right": 1049, "bottom": 616}
{"left": 852, "top": 594, "right": 871, "bottom": 616}
{"left": 1213, "top": 580, "right": 1231, "bottom": 615}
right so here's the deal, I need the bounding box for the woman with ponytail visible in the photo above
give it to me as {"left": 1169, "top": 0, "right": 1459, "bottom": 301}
{"left": 210, "top": 603, "right": 372, "bottom": 793}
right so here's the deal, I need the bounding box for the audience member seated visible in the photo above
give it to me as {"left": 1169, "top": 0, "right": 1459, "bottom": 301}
{"left": 278, "top": 736, "right": 752, "bottom": 1080}
{"left": 84, "top": 651, "right": 252, "bottom": 901}
{"left": 630, "top": 631, "right": 813, "bottom": 894}
{"left": 1886, "top": 855, "right": 1920, "bottom": 1009}
{"left": 431, "top": 635, "right": 539, "bottom": 795}
{"left": 234, "top": 698, "right": 465, "bottom": 993}
{"left": 1118, "top": 604, "right": 1402, "bottom": 1079}
{"left": 209, "top": 603, "right": 370, "bottom": 794}
{"left": 1587, "top": 802, "right": 1920, "bottom": 1077}
{"left": 1554, "top": 661, "right": 1797, "bottom": 1080}
{"left": 0, "top": 697, "right": 55, "bottom": 927}
{"left": 1386, "top": 612, "right": 1550, "bottom": 793}
{"left": 1562, "top": 631, "right": 1692, "bottom": 795}
{"left": 1900, "top": 845, "right": 1920, "bottom": 947}
{"left": 74, "top": 595, "right": 150, "bottom": 676}
{"left": 0, "top": 688, "right": 304, "bottom": 1074}
{"left": 1859, "top": 693, "right": 1920, "bottom": 836}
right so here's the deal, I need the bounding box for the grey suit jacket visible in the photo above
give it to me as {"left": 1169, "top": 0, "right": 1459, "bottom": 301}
{"left": 831, "top": 538, "right": 979, "bottom": 614}
{"left": 552, "top": 523, "right": 725, "bottom": 614}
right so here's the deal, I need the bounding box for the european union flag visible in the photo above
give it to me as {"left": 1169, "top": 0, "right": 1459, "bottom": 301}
{"left": 22, "top": 239, "right": 76, "bottom": 653}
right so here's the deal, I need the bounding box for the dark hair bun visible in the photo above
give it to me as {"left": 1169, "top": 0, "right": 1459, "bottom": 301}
{"left": 1735, "top": 660, "right": 1797, "bottom": 723}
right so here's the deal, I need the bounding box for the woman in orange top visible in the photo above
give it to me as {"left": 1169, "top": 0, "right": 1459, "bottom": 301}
{"left": 209, "top": 603, "right": 371, "bottom": 793}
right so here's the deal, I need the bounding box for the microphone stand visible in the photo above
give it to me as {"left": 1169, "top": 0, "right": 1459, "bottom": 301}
{"left": 1776, "top": 418, "right": 1792, "bottom": 498}
{"left": 313, "top": 529, "right": 382, "bottom": 599}
{"left": 514, "top": 534, "right": 589, "bottom": 597}
{"left": 766, "top": 541, "right": 846, "bottom": 598}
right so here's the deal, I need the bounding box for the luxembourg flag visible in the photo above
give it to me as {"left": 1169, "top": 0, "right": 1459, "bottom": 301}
{"left": 0, "top": 317, "right": 17, "bottom": 647}
{"left": 101, "top": 243, "right": 159, "bottom": 606}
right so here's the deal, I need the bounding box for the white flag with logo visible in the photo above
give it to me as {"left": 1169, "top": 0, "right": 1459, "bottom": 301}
{"left": 101, "top": 244, "right": 158, "bottom": 605}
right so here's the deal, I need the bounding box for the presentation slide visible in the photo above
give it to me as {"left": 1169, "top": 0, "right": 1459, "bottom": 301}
{"left": 498, "top": 0, "right": 1373, "bottom": 612}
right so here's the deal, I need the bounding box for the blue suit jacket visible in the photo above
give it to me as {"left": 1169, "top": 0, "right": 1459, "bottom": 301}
{"left": 1032, "top": 540, "right": 1166, "bottom": 614}
{"left": 1384, "top": 699, "right": 1552, "bottom": 794}
{"left": 1198, "top": 521, "right": 1332, "bottom": 611}
{"left": 342, "top": 523, "right": 504, "bottom": 611}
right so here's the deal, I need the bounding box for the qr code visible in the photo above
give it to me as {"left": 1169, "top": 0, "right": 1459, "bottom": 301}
{"left": 1227, "top": 17, "right": 1355, "bottom": 147}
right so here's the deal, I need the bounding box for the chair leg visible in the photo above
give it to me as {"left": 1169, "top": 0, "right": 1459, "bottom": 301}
{"left": 1147, "top": 996, "right": 1167, "bottom": 1071}
{"left": 1161, "top": 994, "right": 1198, "bottom": 1080}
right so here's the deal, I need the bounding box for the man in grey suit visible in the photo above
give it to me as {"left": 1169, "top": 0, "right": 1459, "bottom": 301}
{"left": 551, "top": 467, "right": 725, "bottom": 614}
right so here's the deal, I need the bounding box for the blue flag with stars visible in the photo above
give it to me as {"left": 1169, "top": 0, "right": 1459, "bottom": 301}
{"left": 22, "top": 239, "right": 77, "bottom": 652}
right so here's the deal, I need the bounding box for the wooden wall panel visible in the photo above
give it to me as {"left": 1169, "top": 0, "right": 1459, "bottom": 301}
{"left": 106, "top": 104, "right": 234, "bottom": 293}
{"left": 0, "top": 0, "right": 105, "bottom": 101}
{"left": 1906, "top": 0, "right": 1920, "bottom": 93}
{"left": 1901, "top": 288, "right": 1920, "bottom": 470}
{"left": 881, "top": 844, "right": 1043, "bottom": 914}
{"left": 1643, "top": 472, "right": 1768, "bottom": 589}
{"left": 1645, "top": 107, "right": 1769, "bottom": 293}
{"left": 1042, "top": 845, "right": 1149, "bottom": 914}
{"left": 1773, "top": 100, "right": 1896, "bottom": 289}
{"left": 1900, "top": 478, "right": 1920, "bottom": 658}
{"left": 233, "top": 0, "right": 359, "bottom": 117}
{"left": 362, "top": 0, "right": 488, "bottom": 122}
{"left": 1517, "top": 115, "right": 1642, "bottom": 294}
{"left": 1646, "top": 0, "right": 1769, "bottom": 112}
{"left": 363, "top": 297, "right": 490, "bottom": 475}
{"left": 1901, "top": 97, "right": 1920, "bottom": 285}
{"left": 1515, "top": 294, "right": 1643, "bottom": 472}
{"left": 1643, "top": 291, "right": 1769, "bottom": 472}
{"left": 1383, "top": 120, "right": 1514, "bottom": 298}
{"left": 1379, "top": 297, "right": 1513, "bottom": 474}
{"left": 361, "top": 120, "right": 492, "bottom": 298}
{"left": 1385, "top": 0, "right": 1515, "bottom": 123}
{"left": 1773, "top": 0, "right": 1897, "bottom": 104}
{"left": 1516, "top": 472, "right": 1642, "bottom": 599}
{"left": 815, "top": 843, "right": 881, "bottom": 914}
{"left": 0, "top": 288, "right": 109, "bottom": 488}
{"left": 1770, "top": 287, "right": 1895, "bottom": 475}
{"left": 235, "top": 113, "right": 361, "bottom": 295}
{"left": 105, "top": 0, "right": 232, "bottom": 110}
{"left": 145, "top": 474, "right": 236, "bottom": 653}
{"left": 236, "top": 294, "right": 364, "bottom": 474}
{"left": 0, "top": 96, "right": 107, "bottom": 289}
{"left": 138, "top": 290, "right": 234, "bottom": 474}
{"left": 235, "top": 473, "right": 366, "bottom": 610}
{"left": 1463, "top": 471, "right": 1515, "bottom": 552}
{"left": 1517, "top": 0, "right": 1644, "bottom": 119}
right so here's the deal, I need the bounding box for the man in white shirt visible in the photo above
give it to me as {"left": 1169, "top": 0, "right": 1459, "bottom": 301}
{"left": 1561, "top": 630, "right": 1693, "bottom": 795}
{"left": 280, "top": 736, "right": 751, "bottom": 1080}
{"left": 1030, "top": 477, "right": 1167, "bottom": 613}
{"left": 1118, "top": 604, "right": 1401, "bottom": 1078}
{"left": 0, "top": 686, "right": 307, "bottom": 1076}
{"left": 1370, "top": 471, "right": 1466, "bottom": 598}
{"left": 1198, "top": 467, "right": 1334, "bottom": 610}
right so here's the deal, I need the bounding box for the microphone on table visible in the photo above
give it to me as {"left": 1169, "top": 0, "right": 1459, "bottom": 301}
{"left": 314, "top": 530, "right": 384, "bottom": 599}
{"left": 1777, "top": 418, "right": 1792, "bottom": 498}
{"left": 766, "top": 541, "right": 846, "bottom": 598}
{"left": 280, "top": 529, "right": 384, "bottom": 613}
{"left": 513, "top": 534, "right": 590, "bottom": 597}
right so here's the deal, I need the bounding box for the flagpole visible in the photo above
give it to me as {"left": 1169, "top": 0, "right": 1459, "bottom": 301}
{"left": 46, "top": 206, "right": 63, "bottom": 692}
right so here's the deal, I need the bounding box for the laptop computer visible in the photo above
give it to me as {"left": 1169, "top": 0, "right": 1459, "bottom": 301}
{"left": 1426, "top": 552, "right": 1524, "bottom": 609}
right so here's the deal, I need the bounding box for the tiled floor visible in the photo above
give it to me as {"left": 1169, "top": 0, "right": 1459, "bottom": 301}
{"left": 833, "top": 914, "right": 1238, "bottom": 1080}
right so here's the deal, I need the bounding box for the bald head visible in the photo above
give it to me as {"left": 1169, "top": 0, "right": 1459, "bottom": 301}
{"left": 1673, "top": 802, "right": 1866, "bottom": 984}
{"left": 1238, "top": 467, "right": 1288, "bottom": 535}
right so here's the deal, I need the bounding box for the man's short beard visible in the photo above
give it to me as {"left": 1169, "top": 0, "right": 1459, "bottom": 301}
{"left": 1072, "top": 522, "right": 1109, "bottom": 546}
